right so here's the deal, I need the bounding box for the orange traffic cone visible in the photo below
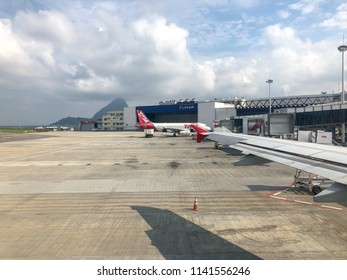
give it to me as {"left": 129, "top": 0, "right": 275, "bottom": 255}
{"left": 193, "top": 197, "right": 200, "bottom": 211}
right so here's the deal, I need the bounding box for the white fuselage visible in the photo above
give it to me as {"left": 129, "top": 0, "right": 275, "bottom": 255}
{"left": 153, "top": 122, "right": 210, "bottom": 132}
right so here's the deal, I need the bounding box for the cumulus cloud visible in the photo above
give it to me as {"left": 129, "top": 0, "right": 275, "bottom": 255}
{"left": 264, "top": 25, "right": 324, "bottom": 77}
{"left": 14, "top": 10, "right": 76, "bottom": 45}
{"left": 0, "top": 1, "right": 343, "bottom": 125}
{"left": 261, "top": 24, "right": 339, "bottom": 94}
{"left": 0, "top": 7, "right": 208, "bottom": 124}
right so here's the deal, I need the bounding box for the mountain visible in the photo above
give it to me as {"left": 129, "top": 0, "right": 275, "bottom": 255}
{"left": 92, "top": 97, "right": 128, "bottom": 120}
{"left": 51, "top": 97, "right": 128, "bottom": 126}
{"left": 50, "top": 117, "right": 89, "bottom": 126}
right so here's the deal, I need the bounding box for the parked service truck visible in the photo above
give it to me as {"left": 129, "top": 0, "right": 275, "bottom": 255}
{"left": 144, "top": 129, "right": 154, "bottom": 138}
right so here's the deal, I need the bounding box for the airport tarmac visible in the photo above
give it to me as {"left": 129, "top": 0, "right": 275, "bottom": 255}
{"left": 0, "top": 131, "right": 346, "bottom": 260}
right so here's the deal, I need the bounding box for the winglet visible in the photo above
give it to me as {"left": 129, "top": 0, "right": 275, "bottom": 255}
{"left": 188, "top": 124, "right": 210, "bottom": 143}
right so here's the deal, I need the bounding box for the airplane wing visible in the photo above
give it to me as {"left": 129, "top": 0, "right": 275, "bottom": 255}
{"left": 191, "top": 126, "right": 347, "bottom": 203}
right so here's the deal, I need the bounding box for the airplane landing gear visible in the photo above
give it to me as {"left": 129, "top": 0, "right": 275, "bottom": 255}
{"left": 311, "top": 185, "right": 322, "bottom": 195}
{"left": 293, "top": 170, "right": 324, "bottom": 195}
{"left": 214, "top": 141, "right": 223, "bottom": 149}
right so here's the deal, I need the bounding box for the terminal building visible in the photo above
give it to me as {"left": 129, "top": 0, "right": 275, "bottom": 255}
{"left": 123, "top": 92, "right": 346, "bottom": 143}
{"left": 124, "top": 99, "right": 235, "bottom": 131}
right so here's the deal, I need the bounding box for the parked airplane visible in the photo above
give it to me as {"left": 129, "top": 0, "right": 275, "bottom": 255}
{"left": 136, "top": 110, "right": 211, "bottom": 136}
{"left": 189, "top": 124, "right": 347, "bottom": 203}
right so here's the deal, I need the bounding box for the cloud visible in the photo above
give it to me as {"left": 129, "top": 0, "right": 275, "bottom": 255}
{"left": 0, "top": 16, "right": 57, "bottom": 100}
{"left": 132, "top": 16, "right": 190, "bottom": 64}
{"left": 14, "top": 10, "right": 76, "bottom": 45}
{"left": 289, "top": 0, "right": 324, "bottom": 15}
{"left": 320, "top": 3, "right": 347, "bottom": 29}
{"left": 278, "top": 10, "right": 291, "bottom": 19}
{"left": 232, "top": 0, "right": 260, "bottom": 9}
{"left": 0, "top": 1, "right": 344, "bottom": 125}
{"left": 0, "top": 7, "right": 207, "bottom": 124}
{"left": 264, "top": 25, "right": 323, "bottom": 77}
{"left": 260, "top": 24, "right": 339, "bottom": 93}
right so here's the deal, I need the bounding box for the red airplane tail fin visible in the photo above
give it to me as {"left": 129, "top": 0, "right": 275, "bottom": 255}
{"left": 188, "top": 124, "right": 210, "bottom": 143}
{"left": 137, "top": 110, "right": 150, "bottom": 125}
{"left": 136, "top": 110, "right": 155, "bottom": 129}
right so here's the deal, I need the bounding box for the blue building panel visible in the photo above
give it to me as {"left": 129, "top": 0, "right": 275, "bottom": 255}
{"left": 136, "top": 103, "right": 198, "bottom": 122}
{"left": 136, "top": 103, "right": 197, "bottom": 114}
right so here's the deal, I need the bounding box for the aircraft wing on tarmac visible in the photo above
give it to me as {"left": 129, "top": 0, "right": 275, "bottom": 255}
{"left": 190, "top": 125, "right": 347, "bottom": 203}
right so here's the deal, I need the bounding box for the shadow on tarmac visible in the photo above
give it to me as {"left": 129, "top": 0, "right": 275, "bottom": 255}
{"left": 247, "top": 185, "right": 289, "bottom": 192}
{"left": 131, "top": 206, "right": 262, "bottom": 260}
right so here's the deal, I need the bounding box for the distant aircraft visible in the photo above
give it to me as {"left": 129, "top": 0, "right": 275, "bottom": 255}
{"left": 189, "top": 124, "right": 347, "bottom": 203}
{"left": 136, "top": 110, "right": 211, "bottom": 136}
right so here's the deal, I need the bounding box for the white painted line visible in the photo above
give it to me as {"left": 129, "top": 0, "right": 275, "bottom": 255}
{"left": 294, "top": 200, "right": 312, "bottom": 205}
{"left": 271, "top": 196, "right": 288, "bottom": 200}
{"left": 272, "top": 192, "right": 282, "bottom": 196}
{"left": 267, "top": 186, "right": 347, "bottom": 212}
{"left": 321, "top": 205, "right": 343, "bottom": 211}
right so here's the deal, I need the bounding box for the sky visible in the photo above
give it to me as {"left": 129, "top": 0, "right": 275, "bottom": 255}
{"left": 0, "top": 0, "right": 347, "bottom": 125}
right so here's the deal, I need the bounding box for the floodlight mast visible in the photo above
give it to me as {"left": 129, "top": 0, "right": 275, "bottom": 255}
{"left": 338, "top": 42, "right": 347, "bottom": 143}
{"left": 338, "top": 44, "right": 347, "bottom": 103}
{"left": 266, "top": 79, "right": 273, "bottom": 114}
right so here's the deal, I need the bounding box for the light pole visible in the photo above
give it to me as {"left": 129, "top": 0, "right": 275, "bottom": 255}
{"left": 338, "top": 44, "right": 347, "bottom": 143}
{"left": 266, "top": 79, "right": 273, "bottom": 114}
{"left": 338, "top": 44, "right": 347, "bottom": 103}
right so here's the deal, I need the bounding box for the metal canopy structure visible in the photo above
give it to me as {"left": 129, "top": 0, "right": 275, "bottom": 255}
{"left": 236, "top": 93, "right": 341, "bottom": 109}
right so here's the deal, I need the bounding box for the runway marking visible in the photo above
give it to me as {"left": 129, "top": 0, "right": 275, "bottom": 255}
{"left": 294, "top": 200, "right": 312, "bottom": 205}
{"left": 273, "top": 197, "right": 287, "bottom": 201}
{"left": 321, "top": 205, "right": 344, "bottom": 211}
{"left": 265, "top": 186, "right": 347, "bottom": 212}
